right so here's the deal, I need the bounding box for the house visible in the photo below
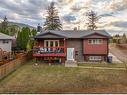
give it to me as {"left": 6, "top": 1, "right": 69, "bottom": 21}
{"left": 0, "top": 33, "right": 14, "bottom": 52}
{"left": 33, "top": 30, "right": 111, "bottom": 63}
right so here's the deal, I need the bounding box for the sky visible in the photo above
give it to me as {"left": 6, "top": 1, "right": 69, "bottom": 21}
{"left": 0, "top": 0, "right": 127, "bottom": 34}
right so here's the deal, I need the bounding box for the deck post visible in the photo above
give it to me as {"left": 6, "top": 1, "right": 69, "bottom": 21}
{"left": 64, "top": 38, "right": 66, "bottom": 56}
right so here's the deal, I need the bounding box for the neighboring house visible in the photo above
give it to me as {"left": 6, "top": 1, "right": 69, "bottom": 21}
{"left": 33, "top": 30, "right": 111, "bottom": 63}
{"left": 0, "top": 33, "right": 14, "bottom": 52}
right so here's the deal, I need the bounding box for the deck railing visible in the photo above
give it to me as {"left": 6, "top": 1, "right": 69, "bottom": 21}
{"left": 33, "top": 46, "right": 65, "bottom": 54}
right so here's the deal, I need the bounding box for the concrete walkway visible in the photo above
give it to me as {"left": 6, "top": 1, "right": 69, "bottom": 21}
{"left": 65, "top": 60, "right": 78, "bottom": 67}
{"left": 78, "top": 66, "right": 127, "bottom": 71}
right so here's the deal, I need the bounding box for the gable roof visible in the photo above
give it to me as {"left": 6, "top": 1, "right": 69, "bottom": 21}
{"left": 34, "top": 30, "right": 111, "bottom": 39}
{"left": 0, "top": 33, "right": 14, "bottom": 40}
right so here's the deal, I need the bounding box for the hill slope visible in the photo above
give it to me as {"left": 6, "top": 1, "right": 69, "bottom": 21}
{"left": 8, "top": 22, "right": 35, "bottom": 29}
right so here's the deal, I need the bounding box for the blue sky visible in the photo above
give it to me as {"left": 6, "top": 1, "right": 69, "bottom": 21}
{"left": 0, "top": 0, "right": 127, "bottom": 34}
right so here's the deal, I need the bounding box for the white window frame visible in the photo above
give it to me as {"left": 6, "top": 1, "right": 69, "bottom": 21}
{"left": 44, "top": 40, "right": 59, "bottom": 47}
{"left": 89, "top": 56, "right": 102, "bottom": 61}
{"left": 88, "top": 39, "right": 102, "bottom": 44}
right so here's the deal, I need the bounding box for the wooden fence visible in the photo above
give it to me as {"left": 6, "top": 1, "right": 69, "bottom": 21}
{"left": 0, "top": 51, "right": 32, "bottom": 80}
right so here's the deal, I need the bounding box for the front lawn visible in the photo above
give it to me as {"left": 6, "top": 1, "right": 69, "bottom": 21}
{"left": 0, "top": 61, "right": 127, "bottom": 93}
{"left": 78, "top": 63, "right": 126, "bottom": 68}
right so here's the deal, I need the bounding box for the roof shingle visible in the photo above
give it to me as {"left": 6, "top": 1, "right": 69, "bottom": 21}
{"left": 34, "top": 30, "right": 111, "bottom": 39}
{"left": 0, "top": 33, "right": 14, "bottom": 40}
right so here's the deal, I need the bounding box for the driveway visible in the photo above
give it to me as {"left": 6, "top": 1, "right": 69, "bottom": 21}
{"left": 109, "top": 45, "right": 127, "bottom": 63}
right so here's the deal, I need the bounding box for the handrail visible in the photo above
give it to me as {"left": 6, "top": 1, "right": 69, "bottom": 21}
{"left": 33, "top": 46, "right": 65, "bottom": 48}
{"left": 33, "top": 46, "right": 65, "bottom": 54}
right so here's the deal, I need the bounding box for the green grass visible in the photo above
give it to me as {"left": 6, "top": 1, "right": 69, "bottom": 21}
{"left": 78, "top": 63, "right": 126, "bottom": 68}
{"left": 0, "top": 61, "right": 127, "bottom": 93}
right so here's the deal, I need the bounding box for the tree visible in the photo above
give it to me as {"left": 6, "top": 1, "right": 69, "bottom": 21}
{"left": 8, "top": 25, "right": 20, "bottom": 36}
{"left": 27, "top": 29, "right": 37, "bottom": 50}
{"left": 0, "top": 16, "right": 20, "bottom": 36}
{"left": 16, "top": 31, "right": 22, "bottom": 50}
{"left": 0, "top": 16, "right": 9, "bottom": 35}
{"left": 121, "top": 33, "right": 127, "bottom": 44}
{"left": 113, "top": 34, "right": 120, "bottom": 44}
{"left": 31, "top": 29, "right": 37, "bottom": 37}
{"left": 16, "top": 27, "right": 31, "bottom": 50}
{"left": 86, "top": 10, "right": 99, "bottom": 30}
{"left": 44, "top": 2, "right": 62, "bottom": 30}
{"left": 1, "top": 16, "right": 8, "bottom": 31}
{"left": 16, "top": 27, "right": 37, "bottom": 51}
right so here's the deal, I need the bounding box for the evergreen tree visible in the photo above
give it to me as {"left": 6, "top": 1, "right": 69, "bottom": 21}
{"left": 0, "top": 16, "right": 19, "bottom": 36}
{"left": 122, "top": 33, "right": 127, "bottom": 44}
{"left": 16, "top": 27, "right": 37, "bottom": 51}
{"left": 16, "top": 31, "right": 22, "bottom": 50}
{"left": 16, "top": 27, "right": 31, "bottom": 50}
{"left": 0, "top": 16, "right": 9, "bottom": 35}
{"left": 1, "top": 16, "right": 8, "bottom": 31}
{"left": 44, "top": 2, "right": 62, "bottom": 30}
{"left": 8, "top": 25, "right": 20, "bottom": 36}
{"left": 27, "top": 29, "right": 37, "bottom": 50}
{"left": 31, "top": 29, "right": 37, "bottom": 37}
{"left": 114, "top": 34, "right": 120, "bottom": 44}
{"left": 86, "top": 10, "right": 99, "bottom": 30}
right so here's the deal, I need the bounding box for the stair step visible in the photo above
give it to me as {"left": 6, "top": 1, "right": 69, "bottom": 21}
{"left": 65, "top": 60, "right": 77, "bottom": 67}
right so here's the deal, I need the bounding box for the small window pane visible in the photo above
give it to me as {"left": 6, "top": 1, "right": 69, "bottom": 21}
{"left": 46, "top": 41, "right": 48, "bottom": 47}
{"left": 88, "top": 40, "right": 92, "bottom": 44}
{"left": 55, "top": 41, "right": 58, "bottom": 47}
{"left": 88, "top": 39, "right": 102, "bottom": 44}
{"left": 50, "top": 41, "right": 53, "bottom": 47}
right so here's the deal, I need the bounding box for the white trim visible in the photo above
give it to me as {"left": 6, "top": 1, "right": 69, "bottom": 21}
{"left": 88, "top": 39, "right": 102, "bottom": 44}
{"left": 44, "top": 40, "right": 59, "bottom": 47}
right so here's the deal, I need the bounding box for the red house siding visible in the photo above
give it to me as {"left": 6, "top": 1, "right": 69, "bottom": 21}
{"left": 83, "top": 38, "right": 108, "bottom": 54}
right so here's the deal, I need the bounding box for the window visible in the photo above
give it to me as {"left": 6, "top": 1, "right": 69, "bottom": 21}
{"left": 44, "top": 40, "right": 59, "bottom": 47}
{"left": 2, "top": 40, "right": 9, "bottom": 44}
{"left": 46, "top": 41, "right": 48, "bottom": 47}
{"left": 88, "top": 39, "right": 102, "bottom": 44}
{"left": 89, "top": 56, "right": 102, "bottom": 61}
{"left": 55, "top": 41, "right": 58, "bottom": 47}
{"left": 50, "top": 41, "right": 54, "bottom": 47}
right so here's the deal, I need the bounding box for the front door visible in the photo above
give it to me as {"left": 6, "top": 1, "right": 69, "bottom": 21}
{"left": 67, "top": 48, "right": 74, "bottom": 60}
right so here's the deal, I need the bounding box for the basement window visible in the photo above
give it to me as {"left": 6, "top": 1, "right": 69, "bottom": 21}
{"left": 89, "top": 56, "right": 102, "bottom": 61}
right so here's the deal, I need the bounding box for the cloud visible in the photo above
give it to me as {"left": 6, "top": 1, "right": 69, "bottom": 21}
{"left": 0, "top": 0, "right": 50, "bottom": 26}
{"left": 0, "top": 0, "right": 127, "bottom": 33}
{"left": 99, "top": 13, "right": 113, "bottom": 17}
{"left": 109, "top": 0, "right": 127, "bottom": 12}
{"left": 111, "top": 21, "right": 127, "bottom": 28}
{"left": 62, "top": 14, "right": 77, "bottom": 23}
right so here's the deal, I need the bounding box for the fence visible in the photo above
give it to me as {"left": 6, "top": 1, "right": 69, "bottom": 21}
{"left": 0, "top": 51, "right": 32, "bottom": 80}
